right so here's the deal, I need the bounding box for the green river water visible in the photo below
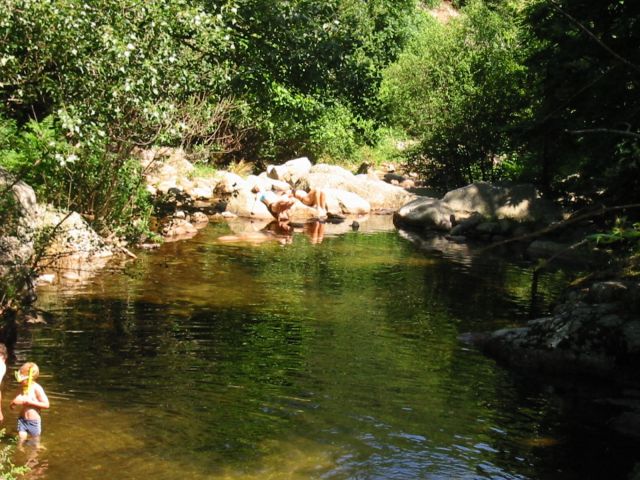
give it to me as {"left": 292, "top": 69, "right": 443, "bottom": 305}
{"left": 9, "top": 216, "right": 640, "bottom": 479}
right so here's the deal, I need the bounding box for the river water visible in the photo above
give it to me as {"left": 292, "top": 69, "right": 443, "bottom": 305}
{"left": 11, "top": 217, "right": 640, "bottom": 479}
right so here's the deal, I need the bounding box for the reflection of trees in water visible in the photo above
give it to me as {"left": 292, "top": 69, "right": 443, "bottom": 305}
{"left": 28, "top": 296, "right": 316, "bottom": 468}
{"left": 397, "top": 230, "right": 574, "bottom": 327}
{"left": 26, "top": 229, "right": 588, "bottom": 478}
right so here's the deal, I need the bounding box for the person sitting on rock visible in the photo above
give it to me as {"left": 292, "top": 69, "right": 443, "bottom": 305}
{"left": 293, "top": 188, "right": 327, "bottom": 219}
{"left": 253, "top": 186, "right": 296, "bottom": 222}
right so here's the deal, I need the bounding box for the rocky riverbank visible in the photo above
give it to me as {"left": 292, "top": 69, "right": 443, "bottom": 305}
{"left": 140, "top": 148, "right": 417, "bottom": 240}
{"left": 462, "top": 276, "right": 640, "bottom": 442}
{"left": 1, "top": 151, "right": 418, "bottom": 299}
{"left": 467, "top": 278, "right": 640, "bottom": 379}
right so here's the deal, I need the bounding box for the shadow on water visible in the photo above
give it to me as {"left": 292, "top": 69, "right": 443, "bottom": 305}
{"left": 12, "top": 220, "right": 639, "bottom": 479}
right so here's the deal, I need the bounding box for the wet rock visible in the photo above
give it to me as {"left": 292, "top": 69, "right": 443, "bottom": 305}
{"left": 393, "top": 197, "right": 454, "bottom": 231}
{"left": 450, "top": 212, "right": 484, "bottom": 235}
{"left": 468, "top": 279, "right": 640, "bottom": 379}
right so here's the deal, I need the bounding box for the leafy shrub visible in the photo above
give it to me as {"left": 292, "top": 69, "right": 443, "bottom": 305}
{"left": 0, "top": 429, "right": 29, "bottom": 479}
{"left": 309, "top": 104, "right": 359, "bottom": 163}
{"left": 380, "top": 1, "right": 533, "bottom": 189}
{"left": 0, "top": 114, "right": 152, "bottom": 240}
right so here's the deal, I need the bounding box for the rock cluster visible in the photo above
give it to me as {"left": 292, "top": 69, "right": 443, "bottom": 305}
{"left": 393, "top": 181, "right": 562, "bottom": 243}
{"left": 469, "top": 279, "right": 640, "bottom": 378}
{"left": 1, "top": 168, "right": 114, "bottom": 290}
{"left": 140, "top": 150, "right": 417, "bottom": 239}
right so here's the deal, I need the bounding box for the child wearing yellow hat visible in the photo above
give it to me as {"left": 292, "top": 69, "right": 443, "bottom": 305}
{"left": 10, "top": 362, "right": 50, "bottom": 446}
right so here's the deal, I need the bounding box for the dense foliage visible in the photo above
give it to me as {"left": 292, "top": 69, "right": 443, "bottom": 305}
{"left": 381, "top": 0, "right": 640, "bottom": 204}
{"left": 224, "top": 0, "right": 418, "bottom": 161}
{"left": 0, "top": 0, "right": 418, "bottom": 224}
{"left": 2, "top": 0, "right": 637, "bottom": 229}
{"left": 0, "top": 0, "right": 236, "bottom": 236}
{"left": 381, "top": 1, "right": 533, "bottom": 189}
{"left": 523, "top": 0, "right": 640, "bottom": 203}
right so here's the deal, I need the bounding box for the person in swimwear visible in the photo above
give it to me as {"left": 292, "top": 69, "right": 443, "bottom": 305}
{"left": 253, "top": 185, "right": 328, "bottom": 220}
{"left": 253, "top": 186, "right": 296, "bottom": 221}
{"left": 11, "top": 362, "right": 50, "bottom": 446}
{"left": 293, "top": 189, "right": 328, "bottom": 219}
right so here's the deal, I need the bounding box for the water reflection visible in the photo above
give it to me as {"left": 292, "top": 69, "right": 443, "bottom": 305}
{"left": 16, "top": 220, "right": 637, "bottom": 479}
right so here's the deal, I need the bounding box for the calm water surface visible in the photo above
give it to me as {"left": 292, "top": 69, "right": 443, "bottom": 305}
{"left": 11, "top": 217, "right": 639, "bottom": 479}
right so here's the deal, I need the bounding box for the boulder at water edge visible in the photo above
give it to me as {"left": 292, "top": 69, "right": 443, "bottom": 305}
{"left": 393, "top": 197, "right": 455, "bottom": 231}
{"left": 468, "top": 279, "right": 640, "bottom": 379}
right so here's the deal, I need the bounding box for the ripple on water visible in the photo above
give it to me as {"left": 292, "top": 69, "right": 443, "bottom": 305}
{"left": 21, "top": 225, "right": 634, "bottom": 480}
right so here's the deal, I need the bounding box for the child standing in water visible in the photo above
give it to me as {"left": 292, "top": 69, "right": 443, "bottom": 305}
{"left": 10, "top": 362, "right": 49, "bottom": 446}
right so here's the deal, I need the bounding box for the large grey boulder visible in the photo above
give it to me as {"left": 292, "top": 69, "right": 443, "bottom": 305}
{"left": 393, "top": 197, "right": 455, "bottom": 231}
{"left": 245, "top": 175, "right": 291, "bottom": 194}
{"left": 442, "top": 182, "right": 560, "bottom": 222}
{"left": 1, "top": 169, "right": 43, "bottom": 272}
{"left": 0, "top": 168, "right": 42, "bottom": 228}
{"left": 325, "top": 188, "right": 371, "bottom": 215}
{"left": 266, "top": 157, "right": 312, "bottom": 184}
{"left": 38, "top": 210, "right": 114, "bottom": 281}
{"left": 1, "top": 168, "right": 116, "bottom": 287}
{"left": 297, "top": 164, "right": 415, "bottom": 210}
{"left": 469, "top": 279, "right": 640, "bottom": 378}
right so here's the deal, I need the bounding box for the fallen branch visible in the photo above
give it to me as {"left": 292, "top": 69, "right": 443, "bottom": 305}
{"left": 568, "top": 128, "right": 640, "bottom": 140}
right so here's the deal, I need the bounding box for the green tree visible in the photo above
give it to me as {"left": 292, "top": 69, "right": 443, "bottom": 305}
{"left": 217, "top": 0, "right": 417, "bottom": 161}
{"left": 380, "top": 1, "right": 533, "bottom": 189}
{"left": 0, "top": 0, "right": 237, "bottom": 233}
{"left": 523, "top": 0, "right": 640, "bottom": 202}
